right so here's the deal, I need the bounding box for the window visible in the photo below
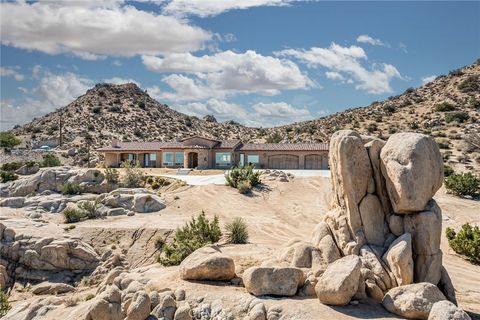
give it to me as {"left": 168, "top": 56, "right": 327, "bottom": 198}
{"left": 127, "top": 154, "right": 135, "bottom": 161}
{"left": 247, "top": 155, "right": 259, "bottom": 165}
{"left": 215, "top": 152, "right": 231, "bottom": 165}
{"left": 149, "top": 153, "right": 156, "bottom": 161}
{"left": 163, "top": 152, "right": 173, "bottom": 165}
{"left": 175, "top": 152, "right": 184, "bottom": 165}
{"left": 239, "top": 154, "right": 245, "bottom": 167}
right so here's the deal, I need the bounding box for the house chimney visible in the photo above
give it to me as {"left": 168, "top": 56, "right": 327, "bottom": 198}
{"left": 111, "top": 139, "right": 119, "bottom": 148}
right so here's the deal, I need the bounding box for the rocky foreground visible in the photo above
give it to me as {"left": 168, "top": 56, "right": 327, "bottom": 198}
{"left": 0, "top": 131, "right": 478, "bottom": 320}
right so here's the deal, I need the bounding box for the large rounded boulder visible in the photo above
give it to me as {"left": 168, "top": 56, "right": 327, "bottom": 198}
{"left": 380, "top": 133, "right": 443, "bottom": 213}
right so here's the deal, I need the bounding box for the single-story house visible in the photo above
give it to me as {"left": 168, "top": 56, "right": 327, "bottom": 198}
{"left": 98, "top": 136, "right": 329, "bottom": 170}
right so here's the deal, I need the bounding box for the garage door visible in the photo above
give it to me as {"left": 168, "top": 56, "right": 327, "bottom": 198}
{"left": 268, "top": 155, "right": 299, "bottom": 169}
{"left": 305, "top": 154, "right": 324, "bottom": 169}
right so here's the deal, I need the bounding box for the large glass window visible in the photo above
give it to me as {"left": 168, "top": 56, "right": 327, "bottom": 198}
{"left": 149, "top": 153, "right": 157, "bottom": 161}
{"left": 163, "top": 152, "right": 173, "bottom": 165}
{"left": 215, "top": 152, "right": 231, "bottom": 165}
{"left": 175, "top": 152, "right": 184, "bottom": 165}
{"left": 127, "top": 153, "right": 135, "bottom": 161}
{"left": 247, "top": 155, "right": 259, "bottom": 165}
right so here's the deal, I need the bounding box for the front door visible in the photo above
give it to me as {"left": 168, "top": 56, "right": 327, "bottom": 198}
{"left": 188, "top": 152, "right": 198, "bottom": 168}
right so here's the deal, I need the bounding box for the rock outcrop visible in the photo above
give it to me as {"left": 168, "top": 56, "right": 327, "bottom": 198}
{"left": 383, "top": 283, "right": 446, "bottom": 319}
{"left": 242, "top": 267, "right": 305, "bottom": 296}
{"left": 0, "top": 222, "right": 100, "bottom": 284}
{"left": 179, "top": 246, "right": 235, "bottom": 281}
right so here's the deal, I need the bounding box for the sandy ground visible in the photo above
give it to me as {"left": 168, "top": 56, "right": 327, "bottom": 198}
{"left": 2, "top": 176, "right": 480, "bottom": 319}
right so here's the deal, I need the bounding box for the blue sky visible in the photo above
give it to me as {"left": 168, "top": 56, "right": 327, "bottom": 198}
{"left": 1, "top": 0, "right": 479, "bottom": 130}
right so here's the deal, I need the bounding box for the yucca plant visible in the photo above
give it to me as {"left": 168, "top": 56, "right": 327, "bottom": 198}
{"left": 225, "top": 217, "right": 249, "bottom": 244}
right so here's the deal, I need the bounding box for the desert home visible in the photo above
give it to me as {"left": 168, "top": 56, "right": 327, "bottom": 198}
{"left": 98, "top": 136, "right": 329, "bottom": 170}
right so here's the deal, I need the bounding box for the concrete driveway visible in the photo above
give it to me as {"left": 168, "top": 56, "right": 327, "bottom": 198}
{"left": 159, "top": 170, "right": 330, "bottom": 186}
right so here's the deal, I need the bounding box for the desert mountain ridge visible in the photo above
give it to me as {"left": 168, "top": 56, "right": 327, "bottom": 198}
{"left": 8, "top": 60, "right": 480, "bottom": 171}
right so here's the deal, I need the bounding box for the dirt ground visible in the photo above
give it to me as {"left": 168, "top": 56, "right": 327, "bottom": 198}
{"left": 2, "top": 176, "right": 479, "bottom": 319}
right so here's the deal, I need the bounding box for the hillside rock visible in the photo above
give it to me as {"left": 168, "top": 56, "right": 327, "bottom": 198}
{"left": 383, "top": 283, "right": 447, "bottom": 319}
{"left": 243, "top": 266, "right": 305, "bottom": 296}
{"left": 428, "top": 300, "right": 471, "bottom": 320}
{"left": 31, "top": 281, "right": 75, "bottom": 295}
{"left": 380, "top": 133, "right": 443, "bottom": 213}
{"left": 179, "top": 246, "right": 235, "bottom": 281}
{"left": 315, "top": 255, "right": 362, "bottom": 305}
{"left": 382, "top": 233, "right": 414, "bottom": 286}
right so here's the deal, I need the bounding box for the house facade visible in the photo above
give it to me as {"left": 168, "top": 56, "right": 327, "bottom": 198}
{"left": 98, "top": 136, "right": 329, "bottom": 170}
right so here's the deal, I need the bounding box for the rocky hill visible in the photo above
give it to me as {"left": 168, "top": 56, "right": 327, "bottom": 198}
{"left": 9, "top": 61, "right": 480, "bottom": 171}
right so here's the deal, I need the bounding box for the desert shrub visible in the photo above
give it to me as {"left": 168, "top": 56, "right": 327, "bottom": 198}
{"left": 225, "top": 165, "right": 261, "bottom": 191}
{"left": 443, "top": 164, "right": 454, "bottom": 177}
{"left": 87, "top": 124, "right": 95, "bottom": 131}
{"left": 446, "top": 224, "right": 480, "bottom": 263}
{"left": 41, "top": 154, "right": 61, "bottom": 167}
{"left": 120, "top": 161, "right": 144, "bottom": 188}
{"left": 436, "top": 139, "right": 450, "bottom": 149}
{"left": 444, "top": 172, "right": 480, "bottom": 197}
{"left": 445, "top": 112, "right": 469, "bottom": 123}
{"left": 469, "top": 97, "right": 480, "bottom": 109}
{"left": 383, "top": 104, "right": 396, "bottom": 114}
{"left": 105, "top": 167, "right": 119, "bottom": 184}
{"left": 133, "top": 129, "right": 143, "bottom": 137}
{"left": 237, "top": 180, "right": 252, "bottom": 194}
{"left": 138, "top": 101, "right": 146, "bottom": 109}
{"left": 184, "top": 117, "right": 192, "bottom": 127}
{"left": 367, "top": 123, "right": 378, "bottom": 133}
{"left": 61, "top": 182, "right": 82, "bottom": 195}
{"left": 85, "top": 293, "right": 95, "bottom": 301}
{"left": 266, "top": 132, "right": 283, "bottom": 143}
{"left": 1, "top": 161, "right": 24, "bottom": 171}
{"left": 0, "top": 170, "right": 18, "bottom": 183}
{"left": 63, "top": 207, "right": 86, "bottom": 223}
{"left": 157, "top": 211, "right": 222, "bottom": 266}
{"left": 433, "top": 102, "right": 456, "bottom": 112}
{"left": 0, "top": 132, "right": 21, "bottom": 150}
{"left": 458, "top": 75, "right": 480, "bottom": 93}
{"left": 92, "top": 106, "right": 102, "bottom": 114}
{"left": 0, "top": 291, "right": 11, "bottom": 317}
{"left": 78, "top": 200, "right": 101, "bottom": 219}
{"left": 225, "top": 217, "right": 249, "bottom": 244}
{"left": 108, "top": 105, "right": 121, "bottom": 112}
{"left": 409, "top": 122, "right": 419, "bottom": 130}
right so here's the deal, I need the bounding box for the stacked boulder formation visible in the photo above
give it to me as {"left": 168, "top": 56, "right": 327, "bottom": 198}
{"left": 310, "top": 130, "right": 459, "bottom": 317}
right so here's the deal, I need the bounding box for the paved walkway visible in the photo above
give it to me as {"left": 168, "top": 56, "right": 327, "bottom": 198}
{"left": 158, "top": 170, "right": 330, "bottom": 186}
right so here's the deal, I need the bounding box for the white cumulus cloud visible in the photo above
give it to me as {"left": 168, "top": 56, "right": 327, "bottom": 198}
{"left": 142, "top": 50, "right": 313, "bottom": 101}
{"left": 172, "top": 99, "right": 313, "bottom": 127}
{"left": 0, "top": 1, "right": 211, "bottom": 59}
{"left": 0, "top": 71, "right": 92, "bottom": 130}
{"left": 277, "top": 43, "right": 403, "bottom": 94}
{"left": 356, "top": 34, "right": 387, "bottom": 47}
{"left": 163, "top": 0, "right": 293, "bottom": 17}
{"left": 0, "top": 66, "right": 25, "bottom": 81}
{"left": 421, "top": 75, "right": 436, "bottom": 85}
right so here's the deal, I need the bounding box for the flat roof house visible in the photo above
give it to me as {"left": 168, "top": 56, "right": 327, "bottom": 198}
{"left": 98, "top": 136, "right": 329, "bottom": 170}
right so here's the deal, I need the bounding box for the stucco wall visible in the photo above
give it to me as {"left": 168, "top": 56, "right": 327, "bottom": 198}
{"left": 234, "top": 150, "right": 329, "bottom": 169}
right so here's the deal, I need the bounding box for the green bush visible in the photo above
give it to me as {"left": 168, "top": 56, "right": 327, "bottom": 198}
{"left": 444, "top": 112, "right": 469, "bottom": 123}
{"left": 138, "top": 101, "right": 146, "bottom": 109}
{"left": 120, "top": 161, "right": 145, "bottom": 188}
{"left": 225, "top": 165, "right": 261, "bottom": 192}
{"left": 157, "top": 211, "right": 222, "bottom": 266}
{"left": 443, "top": 164, "right": 454, "bottom": 177}
{"left": 237, "top": 180, "right": 252, "bottom": 194}
{"left": 0, "top": 170, "right": 18, "bottom": 183}
{"left": 78, "top": 200, "right": 101, "bottom": 219}
{"left": 469, "top": 97, "right": 480, "bottom": 109}
{"left": 0, "top": 291, "right": 11, "bottom": 317}
{"left": 108, "top": 105, "right": 121, "bottom": 112}
{"left": 225, "top": 217, "right": 249, "bottom": 244}
{"left": 444, "top": 172, "right": 480, "bottom": 197}
{"left": 457, "top": 75, "right": 480, "bottom": 93}
{"left": 41, "top": 154, "right": 61, "bottom": 167}
{"left": 0, "top": 132, "right": 21, "bottom": 150}
{"left": 367, "top": 123, "right": 378, "bottom": 133}
{"left": 63, "top": 207, "right": 86, "bottom": 223}
{"left": 446, "top": 224, "right": 480, "bottom": 263}
{"left": 61, "top": 182, "right": 82, "bottom": 195}
{"left": 1, "top": 161, "right": 24, "bottom": 171}
{"left": 92, "top": 106, "right": 102, "bottom": 114}
{"left": 266, "top": 132, "right": 282, "bottom": 143}
{"left": 105, "top": 167, "right": 119, "bottom": 184}
{"left": 433, "top": 102, "right": 456, "bottom": 112}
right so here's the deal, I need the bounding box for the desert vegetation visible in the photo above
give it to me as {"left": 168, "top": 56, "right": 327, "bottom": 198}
{"left": 446, "top": 223, "right": 480, "bottom": 264}
{"left": 444, "top": 172, "right": 480, "bottom": 197}
{"left": 225, "top": 165, "right": 261, "bottom": 194}
{"left": 157, "top": 211, "right": 222, "bottom": 266}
